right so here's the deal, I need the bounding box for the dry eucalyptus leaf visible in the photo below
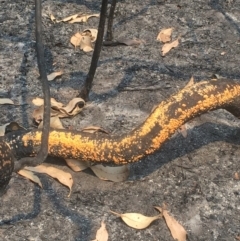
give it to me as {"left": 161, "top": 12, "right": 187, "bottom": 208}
{"left": 80, "top": 36, "right": 93, "bottom": 52}
{"left": 50, "top": 14, "right": 56, "bottom": 22}
{"left": 91, "top": 164, "right": 129, "bottom": 182}
{"left": 70, "top": 32, "right": 83, "bottom": 48}
{"left": 110, "top": 210, "right": 161, "bottom": 229}
{"left": 60, "top": 98, "right": 85, "bottom": 116}
{"left": 157, "top": 28, "right": 173, "bottom": 43}
{"left": 161, "top": 38, "right": 179, "bottom": 56}
{"left": 234, "top": 172, "right": 239, "bottom": 180}
{"left": 32, "top": 97, "right": 63, "bottom": 108}
{"left": 65, "top": 159, "right": 90, "bottom": 172}
{"left": 81, "top": 126, "right": 109, "bottom": 134}
{"left": 117, "top": 38, "right": 144, "bottom": 46}
{"left": 155, "top": 206, "right": 187, "bottom": 241}
{"left": 18, "top": 169, "right": 43, "bottom": 188}
{"left": 0, "top": 123, "right": 10, "bottom": 136}
{"left": 0, "top": 98, "right": 14, "bottom": 105}
{"left": 68, "top": 14, "right": 99, "bottom": 23}
{"left": 185, "top": 76, "right": 195, "bottom": 89}
{"left": 38, "top": 116, "right": 64, "bottom": 129}
{"left": 92, "top": 221, "right": 108, "bottom": 241}
{"left": 83, "top": 29, "right": 98, "bottom": 42}
{"left": 47, "top": 71, "right": 63, "bottom": 81}
{"left": 59, "top": 13, "right": 79, "bottom": 22}
{"left": 32, "top": 105, "right": 59, "bottom": 123}
{"left": 178, "top": 124, "right": 188, "bottom": 138}
{"left": 25, "top": 164, "right": 73, "bottom": 197}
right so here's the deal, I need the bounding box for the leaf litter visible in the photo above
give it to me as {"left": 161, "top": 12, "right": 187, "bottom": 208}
{"left": 49, "top": 13, "right": 99, "bottom": 23}
{"left": 25, "top": 164, "right": 73, "bottom": 197}
{"left": 92, "top": 221, "right": 109, "bottom": 241}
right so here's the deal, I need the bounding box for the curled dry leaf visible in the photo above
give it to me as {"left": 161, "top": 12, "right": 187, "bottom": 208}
{"left": 184, "top": 76, "right": 195, "bottom": 89}
{"left": 83, "top": 29, "right": 98, "bottom": 42}
{"left": 32, "top": 97, "right": 85, "bottom": 123}
{"left": 65, "top": 159, "right": 90, "bottom": 172}
{"left": 50, "top": 14, "right": 56, "bottom": 22}
{"left": 25, "top": 164, "right": 73, "bottom": 197}
{"left": 38, "top": 116, "right": 64, "bottom": 129}
{"left": 58, "top": 13, "right": 79, "bottom": 22}
{"left": 155, "top": 206, "right": 187, "bottom": 241}
{"left": 47, "top": 71, "right": 63, "bottom": 81}
{"left": 68, "top": 14, "right": 100, "bottom": 23}
{"left": 234, "top": 172, "right": 239, "bottom": 180}
{"left": 110, "top": 210, "right": 161, "bottom": 229}
{"left": 32, "top": 97, "right": 63, "bottom": 108}
{"left": 91, "top": 164, "right": 129, "bottom": 182}
{"left": 178, "top": 124, "right": 188, "bottom": 138}
{"left": 0, "top": 98, "right": 14, "bottom": 105}
{"left": 80, "top": 36, "right": 93, "bottom": 52}
{"left": 117, "top": 38, "right": 144, "bottom": 46}
{"left": 157, "top": 28, "right": 173, "bottom": 43}
{"left": 0, "top": 123, "right": 10, "bottom": 136}
{"left": 32, "top": 105, "right": 59, "bottom": 124}
{"left": 81, "top": 126, "right": 109, "bottom": 134}
{"left": 59, "top": 98, "right": 85, "bottom": 116}
{"left": 161, "top": 38, "right": 179, "bottom": 56}
{"left": 92, "top": 221, "right": 109, "bottom": 241}
{"left": 70, "top": 32, "right": 83, "bottom": 48}
{"left": 18, "top": 169, "right": 43, "bottom": 188}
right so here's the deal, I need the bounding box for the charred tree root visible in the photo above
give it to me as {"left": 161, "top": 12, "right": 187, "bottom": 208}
{"left": 1, "top": 79, "right": 240, "bottom": 190}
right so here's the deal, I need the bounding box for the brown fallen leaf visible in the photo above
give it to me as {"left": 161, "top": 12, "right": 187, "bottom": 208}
{"left": 18, "top": 169, "right": 43, "bottom": 188}
{"left": 81, "top": 126, "right": 109, "bottom": 134}
{"left": 0, "top": 123, "right": 10, "bottom": 136}
{"left": 32, "top": 105, "right": 59, "bottom": 123}
{"left": 32, "top": 97, "right": 85, "bottom": 122}
{"left": 49, "top": 14, "right": 56, "bottom": 22}
{"left": 178, "top": 124, "right": 188, "bottom": 138}
{"left": 110, "top": 210, "right": 161, "bottom": 229}
{"left": 80, "top": 36, "right": 93, "bottom": 52}
{"left": 32, "top": 97, "right": 63, "bottom": 108}
{"left": 161, "top": 38, "right": 179, "bottom": 56}
{"left": 38, "top": 116, "right": 64, "bottom": 129}
{"left": 116, "top": 38, "right": 144, "bottom": 46}
{"left": 65, "top": 159, "right": 90, "bottom": 172}
{"left": 0, "top": 98, "right": 14, "bottom": 105}
{"left": 58, "top": 13, "right": 79, "bottom": 23}
{"left": 235, "top": 236, "right": 240, "bottom": 241}
{"left": 47, "top": 71, "right": 63, "bottom": 81}
{"left": 25, "top": 164, "right": 73, "bottom": 197}
{"left": 234, "top": 172, "right": 240, "bottom": 180}
{"left": 92, "top": 221, "right": 109, "bottom": 241}
{"left": 157, "top": 28, "right": 173, "bottom": 43}
{"left": 155, "top": 206, "right": 187, "bottom": 241}
{"left": 70, "top": 32, "right": 83, "bottom": 48}
{"left": 68, "top": 14, "right": 99, "bottom": 23}
{"left": 83, "top": 29, "right": 98, "bottom": 42}
{"left": 91, "top": 164, "right": 129, "bottom": 182}
{"left": 185, "top": 76, "right": 195, "bottom": 88}
{"left": 59, "top": 98, "right": 85, "bottom": 116}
